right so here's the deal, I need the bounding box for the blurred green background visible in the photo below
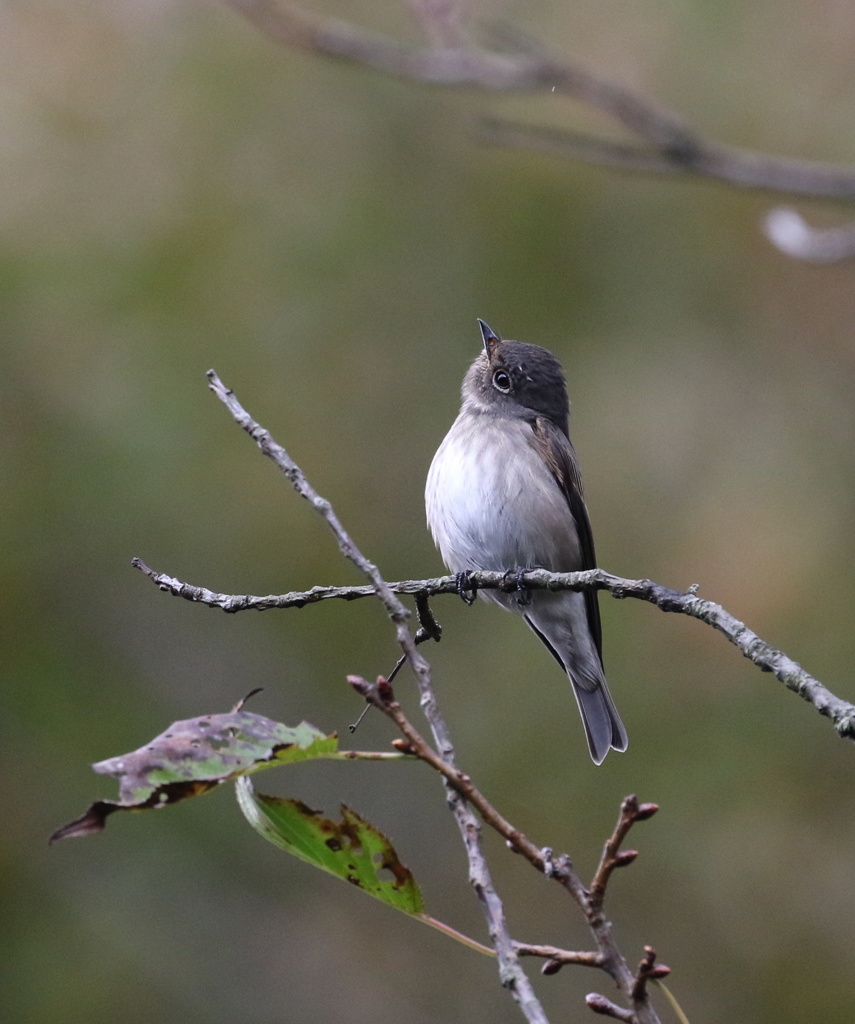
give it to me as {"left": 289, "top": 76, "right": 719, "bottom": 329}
{"left": 4, "top": 2, "right": 855, "bottom": 1022}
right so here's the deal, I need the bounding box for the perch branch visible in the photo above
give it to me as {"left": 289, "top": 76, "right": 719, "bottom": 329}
{"left": 203, "top": 370, "right": 549, "bottom": 1024}
{"left": 133, "top": 560, "right": 855, "bottom": 745}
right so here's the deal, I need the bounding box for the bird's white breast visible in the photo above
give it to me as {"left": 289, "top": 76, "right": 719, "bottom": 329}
{"left": 425, "top": 411, "right": 580, "bottom": 575}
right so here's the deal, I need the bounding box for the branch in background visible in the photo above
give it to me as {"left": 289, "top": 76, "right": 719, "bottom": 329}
{"left": 203, "top": 370, "right": 552, "bottom": 1024}
{"left": 409, "top": 0, "right": 469, "bottom": 50}
{"left": 479, "top": 119, "right": 855, "bottom": 200}
{"left": 223, "top": 0, "right": 855, "bottom": 261}
{"left": 133, "top": 559, "right": 855, "bottom": 745}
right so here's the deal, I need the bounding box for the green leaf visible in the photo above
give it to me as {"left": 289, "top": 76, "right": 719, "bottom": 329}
{"left": 236, "top": 777, "right": 424, "bottom": 914}
{"left": 50, "top": 712, "right": 340, "bottom": 842}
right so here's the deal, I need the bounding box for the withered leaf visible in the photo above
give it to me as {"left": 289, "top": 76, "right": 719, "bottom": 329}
{"left": 51, "top": 713, "right": 337, "bottom": 842}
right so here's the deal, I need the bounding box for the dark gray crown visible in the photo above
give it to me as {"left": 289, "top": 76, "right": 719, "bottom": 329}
{"left": 464, "top": 322, "right": 570, "bottom": 435}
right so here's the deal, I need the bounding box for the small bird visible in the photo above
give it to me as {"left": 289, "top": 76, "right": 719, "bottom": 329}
{"left": 425, "top": 320, "right": 627, "bottom": 764}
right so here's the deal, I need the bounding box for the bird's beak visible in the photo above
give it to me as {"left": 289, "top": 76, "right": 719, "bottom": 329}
{"left": 477, "top": 318, "right": 501, "bottom": 359}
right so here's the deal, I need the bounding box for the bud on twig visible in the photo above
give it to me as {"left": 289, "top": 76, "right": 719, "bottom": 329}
{"left": 585, "top": 993, "right": 634, "bottom": 1021}
{"left": 613, "top": 849, "right": 638, "bottom": 868}
{"left": 634, "top": 803, "right": 659, "bottom": 821}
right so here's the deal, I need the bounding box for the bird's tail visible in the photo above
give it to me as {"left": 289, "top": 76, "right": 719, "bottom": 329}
{"left": 570, "top": 677, "right": 628, "bottom": 766}
{"left": 524, "top": 595, "right": 628, "bottom": 764}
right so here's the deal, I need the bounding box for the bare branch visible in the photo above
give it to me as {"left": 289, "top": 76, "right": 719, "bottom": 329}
{"left": 481, "top": 119, "right": 855, "bottom": 200}
{"left": 408, "top": 0, "right": 470, "bottom": 49}
{"left": 590, "top": 797, "right": 659, "bottom": 909}
{"left": 631, "top": 947, "right": 671, "bottom": 1006}
{"left": 223, "top": 1, "right": 691, "bottom": 150}
{"left": 133, "top": 560, "right": 855, "bottom": 745}
{"left": 514, "top": 943, "right": 604, "bottom": 974}
{"left": 478, "top": 120, "right": 689, "bottom": 179}
{"left": 348, "top": 673, "right": 664, "bottom": 1023}
{"left": 221, "top": 1, "right": 855, "bottom": 210}
{"left": 586, "top": 993, "right": 636, "bottom": 1022}
{"left": 203, "top": 370, "right": 549, "bottom": 1024}
{"left": 224, "top": 0, "right": 529, "bottom": 86}
{"left": 414, "top": 590, "right": 443, "bottom": 642}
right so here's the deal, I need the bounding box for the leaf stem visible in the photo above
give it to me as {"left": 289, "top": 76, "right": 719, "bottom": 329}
{"left": 417, "top": 913, "right": 497, "bottom": 957}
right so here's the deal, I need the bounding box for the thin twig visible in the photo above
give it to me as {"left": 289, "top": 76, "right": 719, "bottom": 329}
{"left": 586, "top": 993, "right": 636, "bottom": 1022}
{"left": 479, "top": 118, "right": 855, "bottom": 200}
{"left": 133, "top": 559, "right": 855, "bottom": 745}
{"left": 514, "top": 943, "right": 604, "bottom": 973}
{"left": 590, "top": 797, "right": 659, "bottom": 909}
{"left": 631, "top": 947, "right": 671, "bottom": 1007}
{"left": 409, "top": 0, "right": 470, "bottom": 49}
{"left": 203, "top": 370, "right": 549, "bottom": 1024}
{"left": 414, "top": 590, "right": 443, "bottom": 642}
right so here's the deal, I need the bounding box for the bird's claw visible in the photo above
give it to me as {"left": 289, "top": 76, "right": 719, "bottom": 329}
{"left": 455, "top": 571, "right": 478, "bottom": 606}
{"left": 503, "top": 567, "right": 533, "bottom": 606}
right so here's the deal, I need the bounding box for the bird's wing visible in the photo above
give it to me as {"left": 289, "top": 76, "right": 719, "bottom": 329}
{"left": 529, "top": 416, "right": 603, "bottom": 659}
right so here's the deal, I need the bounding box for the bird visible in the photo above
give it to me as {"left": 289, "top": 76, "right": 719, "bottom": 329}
{"left": 425, "top": 319, "right": 627, "bottom": 764}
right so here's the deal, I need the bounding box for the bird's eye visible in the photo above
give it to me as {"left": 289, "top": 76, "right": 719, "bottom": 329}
{"left": 492, "top": 369, "right": 511, "bottom": 393}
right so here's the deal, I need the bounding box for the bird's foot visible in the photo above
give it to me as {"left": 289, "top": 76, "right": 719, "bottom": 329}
{"left": 502, "top": 567, "right": 535, "bottom": 606}
{"left": 455, "top": 571, "right": 478, "bottom": 606}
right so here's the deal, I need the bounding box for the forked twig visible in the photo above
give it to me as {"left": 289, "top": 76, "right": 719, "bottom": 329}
{"left": 590, "top": 797, "right": 659, "bottom": 908}
{"left": 348, "top": 672, "right": 663, "bottom": 1022}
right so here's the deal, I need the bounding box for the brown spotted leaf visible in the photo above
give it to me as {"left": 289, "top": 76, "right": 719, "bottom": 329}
{"left": 50, "top": 714, "right": 338, "bottom": 842}
{"left": 236, "top": 777, "right": 424, "bottom": 914}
